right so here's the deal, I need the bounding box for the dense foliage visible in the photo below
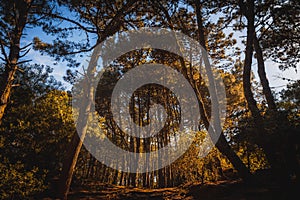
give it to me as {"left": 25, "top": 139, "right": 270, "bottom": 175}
{"left": 0, "top": 0, "right": 299, "bottom": 199}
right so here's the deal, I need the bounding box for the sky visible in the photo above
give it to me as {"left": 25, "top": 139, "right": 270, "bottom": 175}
{"left": 22, "top": 22, "right": 299, "bottom": 93}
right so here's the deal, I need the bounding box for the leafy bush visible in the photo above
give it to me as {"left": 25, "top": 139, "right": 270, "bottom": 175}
{"left": 0, "top": 159, "right": 47, "bottom": 200}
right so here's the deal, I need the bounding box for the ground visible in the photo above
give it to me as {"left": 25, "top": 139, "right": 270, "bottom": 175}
{"left": 45, "top": 179, "right": 299, "bottom": 200}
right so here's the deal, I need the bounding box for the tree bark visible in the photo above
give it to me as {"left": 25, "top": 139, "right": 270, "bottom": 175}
{"left": 0, "top": 0, "right": 31, "bottom": 123}
{"left": 238, "top": 0, "right": 265, "bottom": 127}
{"left": 237, "top": 0, "right": 294, "bottom": 184}
{"left": 195, "top": 0, "right": 253, "bottom": 182}
{"left": 57, "top": 76, "right": 95, "bottom": 199}
{"left": 57, "top": 1, "right": 136, "bottom": 198}
{"left": 254, "top": 33, "right": 300, "bottom": 185}
{"left": 158, "top": 0, "right": 253, "bottom": 183}
{"left": 253, "top": 35, "right": 277, "bottom": 111}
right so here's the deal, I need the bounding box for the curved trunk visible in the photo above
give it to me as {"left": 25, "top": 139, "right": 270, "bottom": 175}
{"left": 57, "top": 1, "right": 137, "bottom": 198}
{"left": 238, "top": 0, "right": 265, "bottom": 128}
{"left": 195, "top": 0, "right": 253, "bottom": 182}
{"left": 253, "top": 35, "right": 277, "bottom": 111}
{"left": 57, "top": 76, "right": 95, "bottom": 199}
{"left": 238, "top": 0, "right": 299, "bottom": 185}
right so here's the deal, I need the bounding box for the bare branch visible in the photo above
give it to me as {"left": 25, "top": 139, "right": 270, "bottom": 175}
{"left": 63, "top": 43, "right": 97, "bottom": 55}
{"left": 100, "top": 0, "right": 136, "bottom": 41}
{"left": 11, "top": 84, "right": 21, "bottom": 87}
{"left": 16, "top": 59, "right": 32, "bottom": 65}
{"left": 19, "top": 48, "right": 31, "bottom": 58}
{"left": 39, "top": 12, "right": 97, "bottom": 34}
{"left": 0, "top": 40, "right": 9, "bottom": 63}
{"left": 20, "top": 42, "right": 32, "bottom": 50}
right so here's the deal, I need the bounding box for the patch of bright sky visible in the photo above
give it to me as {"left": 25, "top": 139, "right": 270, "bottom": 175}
{"left": 20, "top": 5, "right": 298, "bottom": 92}
{"left": 208, "top": 11, "right": 299, "bottom": 93}
{"left": 22, "top": 27, "right": 73, "bottom": 90}
{"left": 20, "top": 4, "right": 99, "bottom": 91}
{"left": 230, "top": 28, "right": 299, "bottom": 92}
{"left": 22, "top": 24, "right": 94, "bottom": 91}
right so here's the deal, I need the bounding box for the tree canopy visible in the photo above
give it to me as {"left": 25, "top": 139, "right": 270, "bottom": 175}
{"left": 0, "top": 0, "right": 299, "bottom": 199}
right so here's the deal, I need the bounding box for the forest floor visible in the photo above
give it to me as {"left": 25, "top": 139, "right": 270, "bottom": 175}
{"left": 58, "top": 179, "right": 300, "bottom": 200}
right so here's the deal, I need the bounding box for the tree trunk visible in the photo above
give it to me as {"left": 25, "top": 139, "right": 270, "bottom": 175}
{"left": 0, "top": 65, "right": 18, "bottom": 122}
{"left": 238, "top": 0, "right": 265, "bottom": 127}
{"left": 57, "top": 80, "right": 94, "bottom": 199}
{"left": 237, "top": 0, "right": 294, "bottom": 185}
{"left": 57, "top": 1, "right": 136, "bottom": 198}
{"left": 253, "top": 35, "right": 277, "bottom": 111}
{"left": 254, "top": 33, "right": 300, "bottom": 184}
{"left": 0, "top": 0, "right": 31, "bottom": 123}
{"left": 57, "top": 32, "right": 101, "bottom": 198}
{"left": 195, "top": 0, "right": 253, "bottom": 182}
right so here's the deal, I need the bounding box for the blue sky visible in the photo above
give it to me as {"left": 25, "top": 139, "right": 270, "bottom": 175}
{"left": 22, "top": 24, "right": 299, "bottom": 93}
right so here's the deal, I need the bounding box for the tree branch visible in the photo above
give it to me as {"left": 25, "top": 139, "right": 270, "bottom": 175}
{"left": 39, "top": 12, "right": 97, "bottom": 34}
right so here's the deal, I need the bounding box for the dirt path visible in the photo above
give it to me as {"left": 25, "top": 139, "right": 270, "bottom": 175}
{"left": 60, "top": 180, "right": 298, "bottom": 200}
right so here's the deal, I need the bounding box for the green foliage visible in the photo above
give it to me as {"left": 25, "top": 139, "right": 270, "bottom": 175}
{"left": 0, "top": 64, "right": 75, "bottom": 198}
{"left": 235, "top": 142, "right": 269, "bottom": 173}
{"left": 260, "top": 1, "right": 300, "bottom": 70}
{"left": 279, "top": 80, "right": 300, "bottom": 126}
{"left": 0, "top": 159, "right": 47, "bottom": 199}
{"left": 172, "top": 132, "right": 230, "bottom": 183}
{"left": 0, "top": 0, "right": 299, "bottom": 194}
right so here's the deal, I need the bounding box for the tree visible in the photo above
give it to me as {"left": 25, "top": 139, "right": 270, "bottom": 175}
{"left": 155, "top": 0, "right": 253, "bottom": 182}
{"left": 237, "top": 0, "right": 300, "bottom": 186}
{"left": 35, "top": 1, "right": 139, "bottom": 198}
{"left": 193, "top": 0, "right": 253, "bottom": 182}
{"left": 0, "top": 64, "right": 74, "bottom": 199}
{"left": 0, "top": 0, "right": 59, "bottom": 123}
{"left": 260, "top": 0, "right": 300, "bottom": 71}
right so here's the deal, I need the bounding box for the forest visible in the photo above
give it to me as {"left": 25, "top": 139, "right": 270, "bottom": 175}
{"left": 0, "top": 0, "right": 299, "bottom": 199}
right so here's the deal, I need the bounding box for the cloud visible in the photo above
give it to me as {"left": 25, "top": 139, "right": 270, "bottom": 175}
{"left": 25, "top": 50, "right": 72, "bottom": 90}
